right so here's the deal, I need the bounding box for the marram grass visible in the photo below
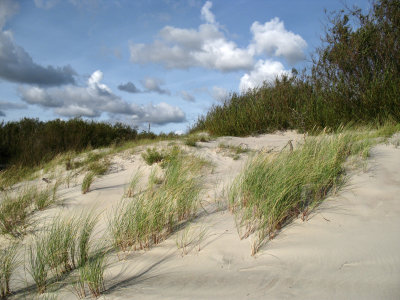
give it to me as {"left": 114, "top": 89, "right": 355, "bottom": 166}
{"left": 110, "top": 149, "right": 207, "bottom": 252}
{"left": 229, "top": 125, "right": 399, "bottom": 255}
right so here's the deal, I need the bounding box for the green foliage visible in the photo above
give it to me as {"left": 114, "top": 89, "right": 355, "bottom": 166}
{"left": 141, "top": 148, "right": 166, "bottom": 165}
{"left": 191, "top": 0, "right": 400, "bottom": 136}
{"left": 0, "top": 118, "right": 138, "bottom": 168}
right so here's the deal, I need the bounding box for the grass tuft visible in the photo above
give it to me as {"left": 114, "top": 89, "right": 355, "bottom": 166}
{"left": 0, "top": 243, "right": 19, "bottom": 298}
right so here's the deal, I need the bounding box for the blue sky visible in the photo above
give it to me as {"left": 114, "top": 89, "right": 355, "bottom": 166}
{"left": 0, "top": 0, "right": 370, "bottom": 133}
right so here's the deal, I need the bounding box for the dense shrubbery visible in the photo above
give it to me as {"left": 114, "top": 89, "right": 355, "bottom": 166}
{"left": 191, "top": 0, "right": 400, "bottom": 136}
{"left": 0, "top": 118, "right": 138, "bottom": 167}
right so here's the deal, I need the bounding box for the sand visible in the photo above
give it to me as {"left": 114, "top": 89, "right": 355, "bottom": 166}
{"left": 6, "top": 131, "right": 400, "bottom": 299}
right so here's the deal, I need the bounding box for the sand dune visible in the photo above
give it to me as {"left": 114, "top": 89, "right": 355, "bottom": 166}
{"left": 7, "top": 132, "right": 400, "bottom": 299}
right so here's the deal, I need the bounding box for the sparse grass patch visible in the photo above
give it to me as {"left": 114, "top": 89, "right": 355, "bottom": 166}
{"left": 110, "top": 150, "right": 208, "bottom": 253}
{"left": 0, "top": 187, "right": 36, "bottom": 236}
{"left": 125, "top": 170, "right": 143, "bottom": 198}
{"left": 175, "top": 224, "right": 209, "bottom": 256}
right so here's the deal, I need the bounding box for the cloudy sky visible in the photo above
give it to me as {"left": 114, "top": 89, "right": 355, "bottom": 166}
{"left": 0, "top": 0, "right": 369, "bottom": 133}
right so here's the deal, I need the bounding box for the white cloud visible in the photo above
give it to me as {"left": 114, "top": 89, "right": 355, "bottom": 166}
{"left": 179, "top": 90, "right": 195, "bottom": 102}
{"left": 141, "top": 77, "right": 170, "bottom": 95}
{"left": 211, "top": 86, "right": 229, "bottom": 102}
{"left": 201, "top": 1, "right": 216, "bottom": 24}
{"left": 129, "top": 2, "right": 253, "bottom": 72}
{"left": 131, "top": 102, "right": 186, "bottom": 126}
{"left": 248, "top": 18, "right": 307, "bottom": 65}
{"left": 239, "top": 59, "right": 291, "bottom": 91}
{"left": 129, "top": 1, "right": 307, "bottom": 94}
{"left": 18, "top": 70, "right": 185, "bottom": 125}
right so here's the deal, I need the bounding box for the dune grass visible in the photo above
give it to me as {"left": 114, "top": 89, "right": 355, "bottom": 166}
{"left": 27, "top": 214, "right": 100, "bottom": 294}
{"left": 0, "top": 243, "right": 19, "bottom": 298}
{"left": 110, "top": 149, "right": 207, "bottom": 252}
{"left": 125, "top": 170, "right": 143, "bottom": 198}
{"left": 81, "top": 172, "right": 95, "bottom": 194}
{"left": 0, "top": 187, "right": 36, "bottom": 236}
{"left": 78, "top": 248, "right": 107, "bottom": 298}
{"left": 141, "top": 147, "right": 166, "bottom": 165}
{"left": 229, "top": 124, "right": 399, "bottom": 255}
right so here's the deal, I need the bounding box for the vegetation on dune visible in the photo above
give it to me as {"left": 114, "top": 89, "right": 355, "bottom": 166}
{"left": 27, "top": 214, "right": 104, "bottom": 296}
{"left": 229, "top": 124, "right": 400, "bottom": 255}
{"left": 191, "top": 0, "right": 400, "bottom": 136}
{"left": 0, "top": 243, "right": 19, "bottom": 298}
{"left": 110, "top": 148, "right": 208, "bottom": 252}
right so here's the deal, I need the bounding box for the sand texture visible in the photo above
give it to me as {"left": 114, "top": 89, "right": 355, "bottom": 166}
{"left": 6, "top": 132, "right": 400, "bottom": 299}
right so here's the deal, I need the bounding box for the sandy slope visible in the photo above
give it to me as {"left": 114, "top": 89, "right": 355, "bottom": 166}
{"left": 8, "top": 131, "right": 400, "bottom": 299}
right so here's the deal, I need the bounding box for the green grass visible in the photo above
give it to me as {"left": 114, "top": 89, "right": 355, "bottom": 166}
{"left": 79, "top": 248, "right": 107, "bottom": 298}
{"left": 81, "top": 172, "right": 95, "bottom": 194}
{"left": 229, "top": 125, "right": 399, "bottom": 255}
{"left": 110, "top": 150, "right": 207, "bottom": 252}
{"left": 0, "top": 243, "right": 19, "bottom": 298}
{"left": 27, "top": 214, "right": 100, "bottom": 294}
{"left": 28, "top": 236, "right": 49, "bottom": 294}
{"left": 125, "top": 170, "right": 143, "bottom": 198}
{"left": 141, "top": 147, "right": 166, "bottom": 165}
{"left": 0, "top": 186, "right": 36, "bottom": 236}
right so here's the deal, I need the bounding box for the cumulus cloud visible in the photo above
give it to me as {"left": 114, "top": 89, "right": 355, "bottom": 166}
{"left": 129, "top": 1, "right": 253, "bottom": 72}
{"left": 118, "top": 81, "right": 141, "bottom": 93}
{"left": 131, "top": 102, "right": 186, "bottom": 126}
{"left": 141, "top": 78, "right": 170, "bottom": 95}
{"left": 0, "top": 100, "right": 26, "bottom": 117}
{"left": 248, "top": 18, "right": 307, "bottom": 65}
{"left": 129, "top": 1, "right": 306, "bottom": 77}
{"left": 0, "top": 1, "right": 76, "bottom": 86}
{"left": 239, "top": 59, "right": 291, "bottom": 91}
{"left": 211, "top": 86, "right": 229, "bottom": 102}
{"left": 179, "top": 90, "right": 195, "bottom": 102}
{"left": 18, "top": 70, "right": 185, "bottom": 125}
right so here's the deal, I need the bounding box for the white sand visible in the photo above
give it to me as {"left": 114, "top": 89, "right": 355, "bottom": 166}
{"left": 7, "top": 132, "right": 400, "bottom": 299}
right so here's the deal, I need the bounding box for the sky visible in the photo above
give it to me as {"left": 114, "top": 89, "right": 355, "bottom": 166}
{"left": 0, "top": 0, "right": 370, "bottom": 134}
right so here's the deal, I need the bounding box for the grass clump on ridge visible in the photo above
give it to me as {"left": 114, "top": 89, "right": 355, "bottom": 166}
{"left": 229, "top": 125, "right": 399, "bottom": 255}
{"left": 110, "top": 149, "right": 208, "bottom": 252}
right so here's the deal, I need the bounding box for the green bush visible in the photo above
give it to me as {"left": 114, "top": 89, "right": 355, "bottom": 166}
{"left": 191, "top": 0, "right": 400, "bottom": 136}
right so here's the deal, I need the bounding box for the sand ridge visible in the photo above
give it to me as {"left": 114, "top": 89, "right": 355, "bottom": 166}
{"left": 7, "top": 131, "right": 400, "bottom": 299}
